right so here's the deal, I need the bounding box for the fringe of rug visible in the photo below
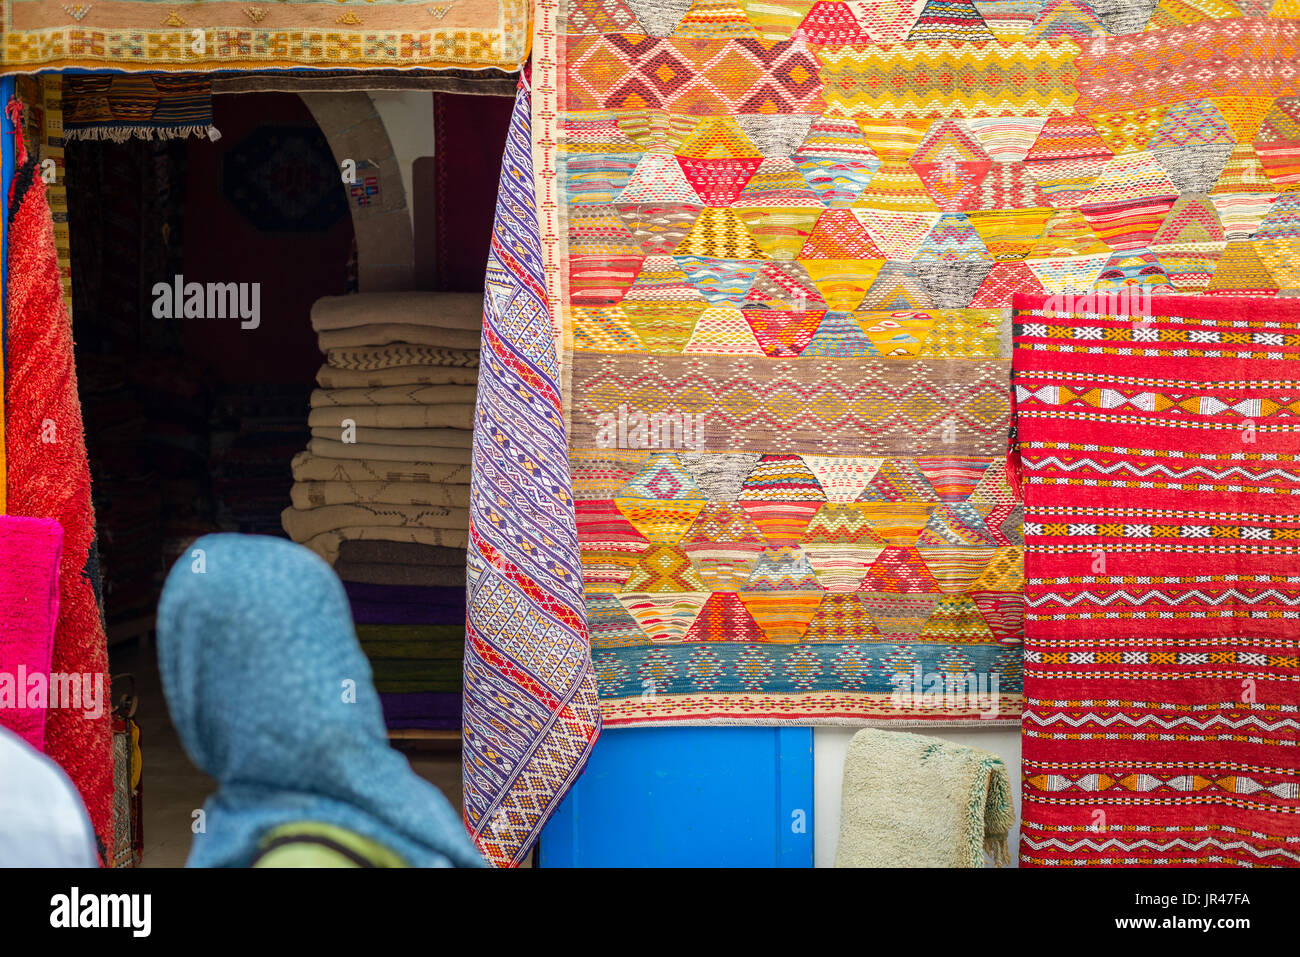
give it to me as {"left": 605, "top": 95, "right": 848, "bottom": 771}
{"left": 984, "top": 833, "right": 1012, "bottom": 868}
{"left": 62, "top": 125, "right": 220, "bottom": 144}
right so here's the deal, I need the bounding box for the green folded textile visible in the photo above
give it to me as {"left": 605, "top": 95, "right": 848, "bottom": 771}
{"left": 356, "top": 624, "right": 465, "bottom": 644}
{"left": 369, "top": 658, "right": 462, "bottom": 685}
{"left": 834, "top": 729, "right": 1015, "bottom": 868}
{"left": 373, "top": 680, "right": 463, "bottom": 695}
{"left": 358, "top": 623, "right": 465, "bottom": 661}
{"left": 361, "top": 640, "right": 462, "bottom": 660}
{"left": 370, "top": 652, "right": 463, "bottom": 694}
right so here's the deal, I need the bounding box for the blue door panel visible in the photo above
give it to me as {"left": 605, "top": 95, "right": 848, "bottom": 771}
{"left": 539, "top": 727, "right": 813, "bottom": 867}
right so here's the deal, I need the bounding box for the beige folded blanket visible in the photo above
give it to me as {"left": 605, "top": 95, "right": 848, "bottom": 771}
{"left": 291, "top": 481, "right": 471, "bottom": 510}
{"left": 310, "top": 426, "right": 474, "bottom": 448}
{"left": 327, "top": 345, "right": 479, "bottom": 371}
{"left": 282, "top": 502, "right": 469, "bottom": 541}
{"left": 312, "top": 292, "right": 484, "bottom": 332}
{"left": 834, "top": 729, "right": 1015, "bottom": 868}
{"left": 311, "top": 384, "right": 479, "bottom": 408}
{"left": 317, "top": 324, "right": 482, "bottom": 352}
{"left": 307, "top": 438, "right": 473, "bottom": 465}
{"left": 316, "top": 365, "right": 479, "bottom": 389}
{"left": 291, "top": 451, "right": 472, "bottom": 485}
{"left": 307, "top": 405, "right": 474, "bottom": 430}
{"left": 299, "top": 526, "right": 471, "bottom": 565}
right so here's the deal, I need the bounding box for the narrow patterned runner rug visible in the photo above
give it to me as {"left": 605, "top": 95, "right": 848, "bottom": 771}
{"left": 463, "top": 83, "right": 601, "bottom": 867}
{"left": 1014, "top": 293, "right": 1300, "bottom": 867}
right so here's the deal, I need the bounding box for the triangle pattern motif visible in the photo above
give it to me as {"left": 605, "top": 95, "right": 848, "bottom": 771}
{"left": 539, "top": 0, "right": 1295, "bottom": 730}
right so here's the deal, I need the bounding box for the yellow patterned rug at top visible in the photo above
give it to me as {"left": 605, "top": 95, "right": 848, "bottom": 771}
{"left": 0, "top": 0, "right": 529, "bottom": 71}
{"left": 535, "top": 0, "right": 1300, "bottom": 727}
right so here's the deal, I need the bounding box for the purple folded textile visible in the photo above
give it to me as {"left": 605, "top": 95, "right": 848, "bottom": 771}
{"left": 344, "top": 582, "right": 465, "bottom": 605}
{"left": 380, "top": 692, "right": 461, "bottom": 731}
{"left": 344, "top": 581, "right": 466, "bottom": 624}
{"left": 350, "top": 601, "right": 466, "bottom": 625}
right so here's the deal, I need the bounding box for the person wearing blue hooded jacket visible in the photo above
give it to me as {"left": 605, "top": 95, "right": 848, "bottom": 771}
{"left": 156, "top": 533, "right": 485, "bottom": 868}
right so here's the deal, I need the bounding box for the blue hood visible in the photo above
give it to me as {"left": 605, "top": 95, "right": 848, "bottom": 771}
{"left": 157, "top": 533, "right": 484, "bottom": 868}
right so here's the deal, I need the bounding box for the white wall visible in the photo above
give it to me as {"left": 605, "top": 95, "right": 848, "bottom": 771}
{"left": 368, "top": 91, "right": 437, "bottom": 233}
{"left": 814, "top": 726, "right": 1020, "bottom": 867}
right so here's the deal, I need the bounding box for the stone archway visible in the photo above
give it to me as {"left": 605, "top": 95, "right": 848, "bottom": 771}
{"left": 297, "top": 92, "right": 415, "bottom": 292}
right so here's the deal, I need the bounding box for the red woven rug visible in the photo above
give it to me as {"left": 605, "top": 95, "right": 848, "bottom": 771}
{"left": 1013, "top": 293, "right": 1300, "bottom": 867}
{"left": 5, "top": 123, "right": 113, "bottom": 857}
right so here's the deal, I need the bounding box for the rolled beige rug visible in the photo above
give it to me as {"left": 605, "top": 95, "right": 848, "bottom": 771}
{"left": 281, "top": 503, "right": 472, "bottom": 565}
{"left": 326, "top": 345, "right": 479, "bottom": 371}
{"left": 310, "top": 384, "right": 479, "bottom": 407}
{"left": 290, "top": 451, "right": 472, "bottom": 485}
{"left": 309, "top": 426, "right": 473, "bottom": 448}
{"left": 311, "top": 291, "right": 483, "bottom": 332}
{"left": 307, "top": 405, "right": 475, "bottom": 430}
{"left": 290, "top": 481, "right": 471, "bottom": 510}
{"left": 315, "top": 364, "right": 478, "bottom": 389}
{"left": 317, "top": 323, "right": 482, "bottom": 352}
{"left": 307, "top": 438, "right": 473, "bottom": 465}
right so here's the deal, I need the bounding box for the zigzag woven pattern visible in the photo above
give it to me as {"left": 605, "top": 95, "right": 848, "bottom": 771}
{"left": 1014, "top": 294, "right": 1300, "bottom": 867}
{"left": 539, "top": 0, "right": 1300, "bottom": 727}
{"left": 463, "top": 86, "right": 600, "bottom": 866}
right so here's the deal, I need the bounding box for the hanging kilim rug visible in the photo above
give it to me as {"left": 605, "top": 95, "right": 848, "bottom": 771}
{"left": 62, "top": 74, "right": 215, "bottom": 143}
{"left": 535, "top": 1, "right": 1300, "bottom": 727}
{"left": 463, "top": 82, "right": 601, "bottom": 868}
{"left": 0, "top": 0, "right": 528, "bottom": 72}
{"left": 1014, "top": 293, "right": 1300, "bottom": 867}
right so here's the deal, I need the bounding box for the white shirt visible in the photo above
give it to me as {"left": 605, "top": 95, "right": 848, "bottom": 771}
{"left": 0, "top": 726, "right": 99, "bottom": 867}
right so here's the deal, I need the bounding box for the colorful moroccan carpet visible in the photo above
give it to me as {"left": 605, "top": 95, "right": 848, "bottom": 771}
{"left": 1014, "top": 294, "right": 1300, "bottom": 867}
{"left": 537, "top": 2, "right": 1300, "bottom": 727}
{"left": 463, "top": 83, "right": 600, "bottom": 867}
{"left": 5, "top": 120, "right": 114, "bottom": 856}
{"left": 0, "top": 0, "right": 529, "bottom": 72}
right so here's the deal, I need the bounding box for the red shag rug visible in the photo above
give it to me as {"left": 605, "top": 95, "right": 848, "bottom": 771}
{"left": 5, "top": 113, "right": 113, "bottom": 860}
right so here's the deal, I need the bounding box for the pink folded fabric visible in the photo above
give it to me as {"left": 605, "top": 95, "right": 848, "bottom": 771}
{"left": 0, "top": 516, "right": 64, "bottom": 750}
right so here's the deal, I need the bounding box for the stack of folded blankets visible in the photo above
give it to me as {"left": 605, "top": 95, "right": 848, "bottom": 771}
{"left": 281, "top": 292, "right": 480, "bottom": 731}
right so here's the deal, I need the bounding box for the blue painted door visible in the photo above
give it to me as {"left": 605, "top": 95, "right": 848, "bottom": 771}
{"left": 539, "top": 727, "right": 813, "bottom": 867}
